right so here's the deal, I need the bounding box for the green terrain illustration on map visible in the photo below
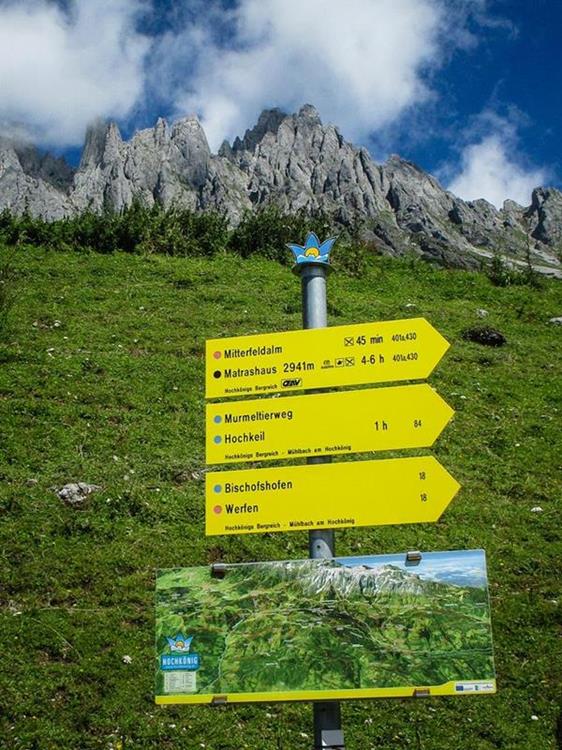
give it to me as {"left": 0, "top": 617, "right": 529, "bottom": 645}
{"left": 155, "top": 552, "right": 495, "bottom": 697}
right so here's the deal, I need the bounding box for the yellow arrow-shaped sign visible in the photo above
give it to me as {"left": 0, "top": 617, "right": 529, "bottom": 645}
{"left": 205, "top": 456, "right": 460, "bottom": 536}
{"left": 206, "top": 384, "right": 454, "bottom": 465}
{"left": 206, "top": 318, "right": 449, "bottom": 399}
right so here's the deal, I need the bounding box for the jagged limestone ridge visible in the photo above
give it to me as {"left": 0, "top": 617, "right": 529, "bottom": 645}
{"left": 0, "top": 106, "right": 560, "bottom": 273}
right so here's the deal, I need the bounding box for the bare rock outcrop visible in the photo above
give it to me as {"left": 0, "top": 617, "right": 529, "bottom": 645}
{"left": 0, "top": 105, "right": 560, "bottom": 273}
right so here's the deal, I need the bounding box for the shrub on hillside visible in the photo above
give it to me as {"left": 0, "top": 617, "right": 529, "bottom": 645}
{"left": 0, "top": 203, "right": 377, "bottom": 274}
{"left": 487, "top": 252, "right": 544, "bottom": 289}
{"left": 0, "top": 203, "right": 230, "bottom": 256}
{"left": 228, "top": 205, "right": 334, "bottom": 263}
{"left": 138, "top": 208, "right": 229, "bottom": 256}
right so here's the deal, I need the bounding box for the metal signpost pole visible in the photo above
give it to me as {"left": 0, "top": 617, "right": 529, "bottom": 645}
{"left": 299, "top": 262, "right": 345, "bottom": 750}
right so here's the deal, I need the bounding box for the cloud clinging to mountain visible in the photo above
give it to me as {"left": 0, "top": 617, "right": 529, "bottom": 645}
{"left": 0, "top": 0, "right": 149, "bottom": 146}
{"left": 158, "top": 0, "right": 465, "bottom": 150}
{"left": 446, "top": 111, "right": 549, "bottom": 208}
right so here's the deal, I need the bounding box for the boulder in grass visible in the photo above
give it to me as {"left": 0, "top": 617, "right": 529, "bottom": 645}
{"left": 462, "top": 327, "right": 506, "bottom": 347}
{"left": 57, "top": 482, "right": 101, "bottom": 508}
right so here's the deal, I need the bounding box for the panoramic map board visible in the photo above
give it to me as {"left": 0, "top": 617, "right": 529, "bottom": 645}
{"left": 155, "top": 550, "right": 496, "bottom": 705}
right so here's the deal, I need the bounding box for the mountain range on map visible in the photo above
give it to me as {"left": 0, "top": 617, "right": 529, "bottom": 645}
{"left": 263, "top": 558, "right": 486, "bottom": 599}
{"left": 1, "top": 104, "right": 561, "bottom": 273}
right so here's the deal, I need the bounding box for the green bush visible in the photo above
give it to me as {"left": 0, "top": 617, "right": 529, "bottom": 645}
{"left": 228, "top": 205, "right": 334, "bottom": 264}
{"left": 329, "top": 230, "right": 377, "bottom": 277}
{"left": 487, "top": 252, "right": 544, "bottom": 289}
{"left": 0, "top": 203, "right": 375, "bottom": 272}
{"left": 0, "top": 203, "right": 230, "bottom": 257}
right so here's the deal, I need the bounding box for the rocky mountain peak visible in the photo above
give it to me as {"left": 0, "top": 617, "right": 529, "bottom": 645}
{"left": 528, "top": 186, "right": 562, "bottom": 247}
{"left": 80, "top": 120, "right": 123, "bottom": 170}
{"left": 296, "top": 103, "right": 322, "bottom": 125}
{"left": 231, "top": 108, "right": 287, "bottom": 153}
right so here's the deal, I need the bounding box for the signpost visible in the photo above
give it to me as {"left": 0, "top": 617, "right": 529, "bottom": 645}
{"left": 206, "top": 383, "right": 454, "bottom": 464}
{"left": 298, "top": 257, "right": 344, "bottom": 748}
{"left": 205, "top": 456, "right": 460, "bottom": 536}
{"left": 155, "top": 232, "right": 493, "bottom": 749}
{"left": 205, "top": 317, "right": 450, "bottom": 398}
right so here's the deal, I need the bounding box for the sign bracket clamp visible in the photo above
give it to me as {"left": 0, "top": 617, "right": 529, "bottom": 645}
{"left": 210, "top": 563, "right": 228, "bottom": 578}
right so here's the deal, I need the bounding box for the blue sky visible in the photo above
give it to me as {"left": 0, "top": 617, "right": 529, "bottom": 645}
{"left": 0, "top": 0, "right": 560, "bottom": 208}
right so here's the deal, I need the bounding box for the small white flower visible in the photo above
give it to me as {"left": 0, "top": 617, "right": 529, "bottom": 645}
{"left": 122, "top": 655, "right": 132, "bottom": 664}
{"left": 531, "top": 715, "right": 539, "bottom": 721}
{"left": 299, "top": 733, "right": 309, "bottom": 739}
{"left": 530, "top": 507, "right": 543, "bottom": 513}
{"left": 168, "top": 724, "right": 176, "bottom": 729}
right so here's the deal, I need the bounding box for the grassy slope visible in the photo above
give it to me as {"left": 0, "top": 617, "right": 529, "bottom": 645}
{"left": 0, "top": 247, "right": 560, "bottom": 750}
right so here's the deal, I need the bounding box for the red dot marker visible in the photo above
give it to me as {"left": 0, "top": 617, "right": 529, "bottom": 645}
{"left": 213, "top": 351, "right": 222, "bottom": 360}
{"left": 213, "top": 505, "right": 222, "bottom": 514}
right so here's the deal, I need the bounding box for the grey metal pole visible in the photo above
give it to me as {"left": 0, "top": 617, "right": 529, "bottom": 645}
{"left": 299, "top": 262, "right": 345, "bottom": 750}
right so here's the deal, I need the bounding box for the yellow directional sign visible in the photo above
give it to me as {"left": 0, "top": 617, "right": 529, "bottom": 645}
{"left": 206, "top": 384, "right": 454, "bottom": 465}
{"left": 205, "top": 456, "right": 460, "bottom": 536}
{"left": 206, "top": 318, "right": 449, "bottom": 399}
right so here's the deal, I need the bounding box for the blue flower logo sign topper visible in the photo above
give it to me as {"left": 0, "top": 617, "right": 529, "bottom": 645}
{"left": 287, "top": 232, "right": 336, "bottom": 266}
{"left": 166, "top": 634, "right": 193, "bottom": 653}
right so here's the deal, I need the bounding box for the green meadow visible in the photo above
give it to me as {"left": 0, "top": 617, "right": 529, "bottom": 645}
{"left": 0, "top": 246, "right": 560, "bottom": 749}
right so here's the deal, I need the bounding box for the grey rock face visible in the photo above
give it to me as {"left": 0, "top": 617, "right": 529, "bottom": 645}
{"left": 0, "top": 105, "right": 560, "bottom": 273}
{"left": 527, "top": 188, "right": 562, "bottom": 248}
{"left": 224, "top": 105, "right": 390, "bottom": 224}
{"left": 0, "top": 145, "right": 72, "bottom": 219}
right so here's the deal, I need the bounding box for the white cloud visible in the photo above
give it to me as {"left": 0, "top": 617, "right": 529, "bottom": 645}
{"left": 0, "top": 0, "right": 150, "bottom": 147}
{"left": 448, "top": 115, "right": 548, "bottom": 208}
{"left": 162, "top": 0, "right": 472, "bottom": 151}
